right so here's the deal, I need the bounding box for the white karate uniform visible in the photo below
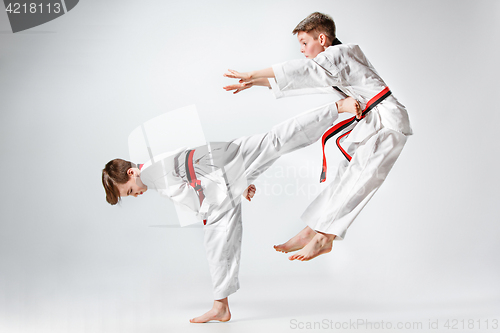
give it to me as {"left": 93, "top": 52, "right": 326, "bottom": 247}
{"left": 140, "top": 102, "right": 340, "bottom": 299}
{"left": 270, "top": 43, "right": 413, "bottom": 240}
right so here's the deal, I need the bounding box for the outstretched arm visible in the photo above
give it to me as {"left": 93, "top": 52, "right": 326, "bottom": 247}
{"left": 224, "top": 67, "right": 275, "bottom": 80}
{"left": 223, "top": 68, "right": 274, "bottom": 94}
{"left": 223, "top": 77, "right": 270, "bottom": 94}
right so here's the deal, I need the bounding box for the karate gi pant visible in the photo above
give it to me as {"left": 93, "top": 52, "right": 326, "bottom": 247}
{"left": 301, "top": 127, "right": 407, "bottom": 240}
{"left": 204, "top": 102, "right": 339, "bottom": 300}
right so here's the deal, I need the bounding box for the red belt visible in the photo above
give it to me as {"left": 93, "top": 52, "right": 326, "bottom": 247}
{"left": 320, "top": 87, "right": 392, "bottom": 183}
{"left": 185, "top": 149, "right": 207, "bottom": 225}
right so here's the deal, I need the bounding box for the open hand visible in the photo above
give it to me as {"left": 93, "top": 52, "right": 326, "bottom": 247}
{"left": 223, "top": 69, "right": 254, "bottom": 94}
{"left": 223, "top": 69, "right": 251, "bottom": 81}
{"left": 223, "top": 80, "right": 254, "bottom": 94}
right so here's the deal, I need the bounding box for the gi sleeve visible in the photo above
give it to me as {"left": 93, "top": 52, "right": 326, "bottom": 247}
{"left": 267, "top": 77, "right": 346, "bottom": 99}
{"left": 272, "top": 47, "right": 346, "bottom": 91}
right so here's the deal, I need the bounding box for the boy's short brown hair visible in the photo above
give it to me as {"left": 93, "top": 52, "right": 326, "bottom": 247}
{"left": 102, "top": 159, "right": 136, "bottom": 205}
{"left": 292, "top": 12, "right": 336, "bottom": 41}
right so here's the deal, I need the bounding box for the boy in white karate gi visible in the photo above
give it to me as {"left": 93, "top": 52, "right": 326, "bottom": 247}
{"left": 224, "top": 12, "right": 412, "bottom": 262}
{"left": 101, "top": 97, "right": 360, "bottom": 323}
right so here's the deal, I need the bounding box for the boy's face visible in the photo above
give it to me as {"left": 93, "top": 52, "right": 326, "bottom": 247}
{"left": 297, "top": 31, "right": 328, "bottom": 59}
{"left": 116, "top": 168, "right": 148, "bottom": 199}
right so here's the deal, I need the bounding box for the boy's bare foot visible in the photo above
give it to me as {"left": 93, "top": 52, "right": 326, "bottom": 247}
{"left": 288, "top": 232, "right": 336, "bottom": 261}
{"left": 274, "top": 226, "right": 316, "bottom": 253}
{"left": 336, "top": 97, "right": 362, "bottom": 119}
{"left": 189, "top": 298, "right": 231, "bottom": 323}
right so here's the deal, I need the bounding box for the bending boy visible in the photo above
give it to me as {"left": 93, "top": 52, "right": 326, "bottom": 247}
{"left": 102, "top": 97, "right": 360, "bottom": 323}
{"left": 224, "top": 12, "right": 412, "bottom": 262}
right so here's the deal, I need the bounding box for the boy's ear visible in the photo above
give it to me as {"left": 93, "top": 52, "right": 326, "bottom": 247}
{"left": 318, "top": 33, "right": 328, "bottom": 47}
{"left": 127, "top": 168, "right": 135, "bottom": 177}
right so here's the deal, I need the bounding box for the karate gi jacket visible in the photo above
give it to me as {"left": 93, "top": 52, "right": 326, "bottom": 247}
{"left": 270, "top": 43, "right": 413, "bottom": 144}
{"left": 139, "top": 143, "right": 247, "bottom": 224}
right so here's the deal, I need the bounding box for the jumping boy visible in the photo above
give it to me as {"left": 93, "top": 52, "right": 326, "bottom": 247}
{"left": 102, "top": 97, "right": 360, "bottom": 323}
{"left": 223, "top": 12, "right": 412, "bottom": 262}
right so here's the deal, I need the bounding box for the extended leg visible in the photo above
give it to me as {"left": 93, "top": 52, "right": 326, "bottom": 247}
{"left": 234, "top": 101, "right": 339, "bottom": 183}
{"left": 189, "top": 103, "right": 338, "bottom": 321}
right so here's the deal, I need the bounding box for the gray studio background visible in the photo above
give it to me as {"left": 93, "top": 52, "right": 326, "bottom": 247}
{"left": 1, "top": 1, "right": 499, "bottom": 332}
